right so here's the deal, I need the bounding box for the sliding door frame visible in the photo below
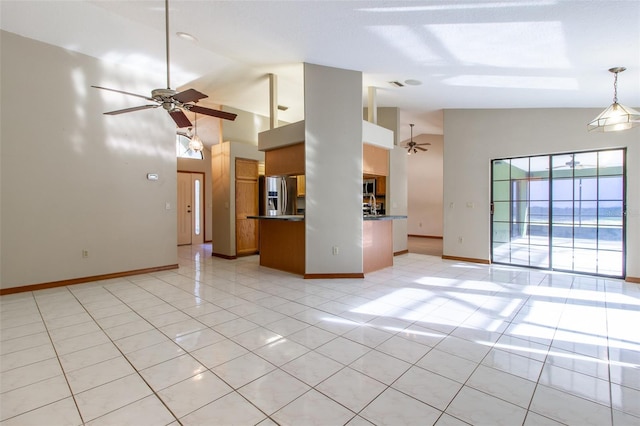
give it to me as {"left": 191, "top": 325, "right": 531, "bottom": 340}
{"left": 490, "top": 148, "right": 626, "bottom": 278}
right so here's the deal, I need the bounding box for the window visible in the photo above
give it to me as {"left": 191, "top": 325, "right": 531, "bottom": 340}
{"left": 176, "top": 134, "right": 203, "bottom": 159}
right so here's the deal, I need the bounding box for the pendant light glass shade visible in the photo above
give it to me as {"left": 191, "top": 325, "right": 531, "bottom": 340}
{"left": 188, "top": 134, "right": 204, "bottom": 151}
{"left": 588, "top": 67, "right": 640, "bottom": 132}
{"left": 188, "top": 112, "right": 204, "bottom": 152}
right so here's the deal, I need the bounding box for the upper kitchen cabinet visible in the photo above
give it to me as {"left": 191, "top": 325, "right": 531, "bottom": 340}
{"left": 265, "top": 142, "right": 305, "bottom": 176}
{"left": 375, "top": 176, "right": 386, "bottom": 196}
{"left": 362, "top": 120, "right": 393, "bottom": 176}
{"left": 363, "top": 144, "right": 389, "bottom": 176}
{"left": 259, "top": 121, "right": 305, "bottom": 176}
{"left": 297, "top": 175, "right": 306, "bottom": 197}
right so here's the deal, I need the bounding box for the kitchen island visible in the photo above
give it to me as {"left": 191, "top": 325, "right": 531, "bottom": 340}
{"left": 248, "top": 215, "right": 305, "bottom": 275}
{"left": 250, "top": 214, "right": 406, "bottom": 276}
{"left": 363, "top": 215, "right": 407, "bottom": 273}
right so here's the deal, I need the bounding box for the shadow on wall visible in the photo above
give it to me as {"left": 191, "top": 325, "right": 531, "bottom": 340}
{"left": 1, "top": 31, "right": 177, "bottom": 288}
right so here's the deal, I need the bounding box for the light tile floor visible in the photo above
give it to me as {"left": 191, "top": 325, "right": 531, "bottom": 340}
{"left": 1, "top": 245, "right": 639, "bottom": 425}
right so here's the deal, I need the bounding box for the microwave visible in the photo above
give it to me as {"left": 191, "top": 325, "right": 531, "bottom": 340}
{"left": 363, "top": 179, "right": 376, "bottom": 195}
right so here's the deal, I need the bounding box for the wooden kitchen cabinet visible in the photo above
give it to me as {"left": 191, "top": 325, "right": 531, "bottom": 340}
{"left": 363, "top": 144, "right": 389, "bottom": 176}
{"left": 375, "top": 176, "right": 386, "bottom": 195}
{"left": 297, "top": 175, "right": 306, "bottom": 197}
{"left": 235, "top": 158, "right": 259, "bottom": 256}
{"left": 265, "top": 142, "right": 305, "bottom": 176}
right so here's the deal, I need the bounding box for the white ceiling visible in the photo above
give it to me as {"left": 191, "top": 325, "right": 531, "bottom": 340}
{"left": 1, "top": 0, "right": 639, "bottom": 140}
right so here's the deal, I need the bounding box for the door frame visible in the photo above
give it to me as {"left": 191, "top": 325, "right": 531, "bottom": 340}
{"left": 177, "top": 171, "right": 206, "bottom": 246}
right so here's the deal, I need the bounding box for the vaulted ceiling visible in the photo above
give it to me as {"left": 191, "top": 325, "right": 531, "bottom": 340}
{"left": 1, "top": 0, "right": 639, "bottom": 140}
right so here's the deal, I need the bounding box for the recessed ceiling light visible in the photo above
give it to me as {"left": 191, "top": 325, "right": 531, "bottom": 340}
{"left": 176, "top": 32, "right": 198, "bottom": 42}
{"left": 404, "top": 79, "right": 422, "bottom": 86}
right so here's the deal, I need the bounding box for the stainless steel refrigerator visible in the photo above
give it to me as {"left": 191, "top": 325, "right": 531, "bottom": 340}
{"left": 260, "top": 176, "right": 297, "bottom": 216}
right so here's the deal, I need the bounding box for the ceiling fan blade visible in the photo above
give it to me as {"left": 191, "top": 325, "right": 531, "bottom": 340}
{"left": 104, "top": 105, "right": 159, "bottom": 115}
{"left": 92, "top": 85, "right": 155, "bottom": 102}
{"left": 416, "top": 146, "right": 428, "bottom": 152}
{"left": 189, "top": 105, "right": 237, "bottom": 121}
{"left": 173, "top": 88, "right": 208, "bottom": 103}
{"left": 169, "top": 109, "right": 192, "bottom": 128}
{"left": 416, "top": 143, "right": 432, "bottom": 146}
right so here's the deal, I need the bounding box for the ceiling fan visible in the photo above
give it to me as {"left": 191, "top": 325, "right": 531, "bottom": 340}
{"left": 552, "top": 159, "right": 596, "bottom": 169}
{"left": 403, "top": 123, "right": 430, "bottom": 154}
{"left": 91, "top": 0, "right": 236, "bottom": 127}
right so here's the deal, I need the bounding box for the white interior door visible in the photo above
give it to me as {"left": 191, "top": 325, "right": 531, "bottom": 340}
{"left": 177, "top": 172, "right": 204, "bottom": 246}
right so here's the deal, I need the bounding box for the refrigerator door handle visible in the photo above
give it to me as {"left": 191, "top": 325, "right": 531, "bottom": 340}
{"left": 281, "top": 178, "right": 288, "bottom": 215}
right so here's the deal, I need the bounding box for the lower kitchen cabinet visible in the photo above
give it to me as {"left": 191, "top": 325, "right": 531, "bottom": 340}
{"left": 258, "top": 219, "right": 305, "bottom": 275}
{"left": 363, "top": 220, "right": 393, "bottom": 273}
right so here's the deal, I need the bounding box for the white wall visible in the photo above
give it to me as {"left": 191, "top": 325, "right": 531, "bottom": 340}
{"left": 443, "top": 108, "right": 639, "bottom": 279}
{"left": 1, "top": 31, "right": 177, "bottom": 289}
{"left": 408, "top": 134, "right": 444, "bottom": 237}
{"left": 389, "top": 145, "right": 409, "bottom": 253}
{"left": 305, "top": 63, "right": 363, "bottom": 274}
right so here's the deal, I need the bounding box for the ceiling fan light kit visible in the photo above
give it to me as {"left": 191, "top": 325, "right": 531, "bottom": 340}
{"left": 588, "top": 67, "right": 640, "bottom": 132}
{"left": 188, "top": 113, "right": 204, "bottom": 152}
{"left": 92, "top": 0, "right": 236, "bottom": 127}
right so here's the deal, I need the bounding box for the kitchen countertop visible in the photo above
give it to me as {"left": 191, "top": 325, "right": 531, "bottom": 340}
{"left": 248, "top": 215, "right": 305, "bottom": 221}
{"left": 363, "top": 215, "right": 407, "bottom": 221}
{"left": 248, "top": 214, "right": 407, "bottom": 221}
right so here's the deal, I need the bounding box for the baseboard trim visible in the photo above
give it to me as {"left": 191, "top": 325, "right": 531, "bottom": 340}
{"left": 442, "top": 255, "right": 491, "bottom": 265}
{"left": 236, "top": 252, "right": 258, "bottom": 258}
{"left": 0, "top": 264, "right": 180, "bottom": 296}
{"left": 408, "top": 234, "right": 443, "bottom": 239}
{"left": 394, "top": 250, "right": 409, "bottom": 256}
{"left": 212, "top": 253, "right": 237, "bottom": 260}
{"left": 626, "top": 276, "right": 640, "bottom": 284}
{"left": 304, "top": 273, "right": 365, "bottom": 279}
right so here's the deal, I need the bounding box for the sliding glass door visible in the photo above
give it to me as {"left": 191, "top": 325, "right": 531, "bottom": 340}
{"left": 491, "top": 149, "right": 625, "bottom": 278}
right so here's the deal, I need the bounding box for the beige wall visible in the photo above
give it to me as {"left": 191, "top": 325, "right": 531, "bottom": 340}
{"left": 305, "top": 63, "right": 363, "bottom": 274}
{"left": 408, "top": 134, "right": 444, "bottom": 237}
{"left": 375, "top": 107, "right": 408, "bottom": 254}
{"left": 443, "top": 108, "right": 639, "bottom": 279}
{"left": 222, "top": 106, "right": 272, "bottom": 144}
{"left": 0, "top": 31, "right": 177, "bottom": 289}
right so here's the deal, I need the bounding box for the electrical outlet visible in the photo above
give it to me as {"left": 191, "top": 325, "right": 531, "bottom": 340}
{"left": 82, "top": 249, "right": 89, "bottom": 258}
{"left": 332, "top": 246, "right": 339, "bottom": 255}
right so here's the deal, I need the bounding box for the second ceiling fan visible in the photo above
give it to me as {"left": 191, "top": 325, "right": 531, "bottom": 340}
{"left": 92, "top": 0, "right": 236, "bottom": 127}
{"left": 403, "top": 124, "right": 430, "bottom": 154}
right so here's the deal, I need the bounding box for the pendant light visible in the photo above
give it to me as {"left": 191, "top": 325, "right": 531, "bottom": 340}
{"left": 588, "top": 67, "right": 640, "bottom": 132}
{"left": 188, "top": 112, "right": 204, "bottom": 152}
